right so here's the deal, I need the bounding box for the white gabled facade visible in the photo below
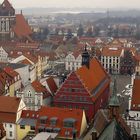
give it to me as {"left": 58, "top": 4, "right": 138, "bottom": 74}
{"left": 0, "top": 46, "right": 8, "bottom": 62}
{"left": 65, "top": 53, "right": 82, "bottom": 71}
{"left": 3, "top": 99, "right": 26, "bottom": 140}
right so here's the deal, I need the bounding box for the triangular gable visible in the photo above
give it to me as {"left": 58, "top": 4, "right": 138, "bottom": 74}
{"left": 55, "top": 72, "right": 93, "bottom": 103}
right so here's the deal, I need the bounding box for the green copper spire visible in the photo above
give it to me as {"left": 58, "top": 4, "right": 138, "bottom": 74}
{"left": 109, "top": 77, "right": 120, "bottom": 107}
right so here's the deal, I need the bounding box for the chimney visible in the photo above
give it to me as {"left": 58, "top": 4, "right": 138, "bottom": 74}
{"left": 91, "top": 130, "right": 97, "bottom": 140}
{"left": 20, "top": 10, "right": 23, "bottom": 15}
{"left": 132, "top": 128, "right": 137, "bottom": 140}
{"left": 132, "top": 134, "right": 137, "bottom": 140}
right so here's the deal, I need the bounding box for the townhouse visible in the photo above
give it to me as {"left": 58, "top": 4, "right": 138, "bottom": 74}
{"left": 0, "top": 96, "right": 26, "bottom": 140}
{"left": 17, "top": 80, "right": 52, "bottom": 111}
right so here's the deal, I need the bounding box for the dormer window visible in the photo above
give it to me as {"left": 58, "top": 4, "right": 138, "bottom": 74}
{"left": 63, "top": 118, "right": 76, "bottom": 128}
{"left": 50, "top": 117, "right": 57, "bottom": 126}
{"left": 40, "top": 116, "right": 47, "bottom": 124}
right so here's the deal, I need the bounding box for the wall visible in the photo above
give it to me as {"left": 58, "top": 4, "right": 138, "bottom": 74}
{"left": 17, "top": 125, "right": 34, "bottom": 140}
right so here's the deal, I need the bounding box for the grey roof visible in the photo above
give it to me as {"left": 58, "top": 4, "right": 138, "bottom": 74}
{"left": 98, "top": 119, "right": 130, "bottom": 140}
{"left": 17, "top": 118, "right": 36, "bottom": 126}
{"left": 0, "top": 63, "right": 27, "bottom": 69}
{"left": 32, "top": 132, "right": 58, "bottom": 140}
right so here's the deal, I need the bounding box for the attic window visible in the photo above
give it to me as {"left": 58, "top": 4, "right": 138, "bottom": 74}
{"left": 26, "top": 113, "right": 29, "bottom": 117}
{"left": 17, "top": 52, "right": 22, "bottom": 55}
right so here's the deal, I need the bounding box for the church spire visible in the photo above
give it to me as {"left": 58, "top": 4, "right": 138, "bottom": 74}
{"left": 109, "top": 77, "right": 120, "bottom": 120}
{"left": 81, "top": 43, "right": 90, "bottom": 69}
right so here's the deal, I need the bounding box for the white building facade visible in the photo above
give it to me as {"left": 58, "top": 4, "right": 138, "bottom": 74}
{"left": 101, "top": 47, "right": 124, "bottom": 74}
{"left": 65, "top": 53, "right": 82, "bottom": 71}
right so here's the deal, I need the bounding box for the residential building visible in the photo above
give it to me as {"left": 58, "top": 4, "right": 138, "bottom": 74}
{"left": 36, "top": 106, "right": 87, "bottom": 140}
{"left": 135, "top": 54, "right": 140, "bottom": 76}
{"left": 0, "top": 46, "right": 8, "bottom": 62}
{"left": 54, "top": 49, "right": 110, "bottom": 121}
{"left": 3, "top": 66, "right": 22, "bottom": 96}
{"left": 101, "top": 47, "right": 124, "bottom": 74}
{"left": 127, "top": 78, "right": 140, "bottom": 139}
{"left": 0, "top": 96, "right": 26, "bottom": 140}
{"left": 17, "top": 80, "right": 52, "bottom": 111}
{"left": 17, "top": 110, "right": 38, "bottom": 140}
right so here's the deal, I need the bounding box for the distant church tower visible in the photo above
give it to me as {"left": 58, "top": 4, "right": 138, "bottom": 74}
{"left": 0, "top": 0, "right": 16, "bottom": 41}
{"left": 82, "top": 44, "right": 90, "bottom": 68}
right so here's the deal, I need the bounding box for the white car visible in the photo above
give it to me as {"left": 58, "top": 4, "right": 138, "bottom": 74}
{"left": 125, "top": 84, "right": 132, "bottom": 90}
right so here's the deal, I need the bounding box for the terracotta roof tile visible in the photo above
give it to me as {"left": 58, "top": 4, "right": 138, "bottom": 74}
{"left": 131, "top": 79, "right": 140, "bottom": 111}
{"left": 46, "top": 77, "right": 58, "bottom": 94}
{"left": 0, "top": 96, "right": 21, "bottom": 113}
{"left": 13, "top": 14, "right": 32, "bottom": 39}
{"left": 3, "top": 66, "right": 19, "bottom": 77}
{"left": 101, "top": 47, "right": 123, "bottom": 57}
{"left": 21, "top": 110, "right": 39, "bottom": 119}
{"left": 31, "top": 80, "right": 51, "bottom": 98}
{"left": 37, "top": 106, "right": 84, "bottom": 138}
{"left": 76, "top": 58, "right": 109, "bottom": 92}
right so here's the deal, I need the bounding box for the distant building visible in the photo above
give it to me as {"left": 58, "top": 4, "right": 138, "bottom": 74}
{"left": 0, "top": 0, "right": 33, "bottom": 42}
{"left": 65, "top": 51, "right": 82, "bottom": 71}
{"left": 101, "top": 47, "right": 124, "bottom": 74}
{"left": 120, "top": 49, "right": 135, "bottom": 75}
{"left": 134, "top": 54, "right": 140, "bottom": 76}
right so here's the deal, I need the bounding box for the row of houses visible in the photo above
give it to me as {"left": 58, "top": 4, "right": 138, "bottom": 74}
{"left": 65, "top": 38, "right": 140, "bottom": 76}
{"left": 0, "top": 96, "right": 87, "bottom": 140}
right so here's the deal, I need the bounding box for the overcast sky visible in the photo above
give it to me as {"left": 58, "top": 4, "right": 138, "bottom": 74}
{"left": 1, "top": 0, "right": 140, "bottom": 9}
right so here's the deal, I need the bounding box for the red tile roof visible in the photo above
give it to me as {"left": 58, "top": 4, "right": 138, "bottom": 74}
{"left": 21, "top": 110, "right": 39, "bottom": 119}
{"left": 0, "top": 96, "right": 21, "bottom": 113}
{"left": 131, "top": 79, "right": 140, "bottom": 111}
{"left": 13, "top": 14, "right": 32, "bottom": 39}
{"left": 37, "top": 106, "right": 84, "bottom": 138}
{"left": 0, "top": 96, "right": 21, "bottom": 123}
{"left": 101, "top": 47, "right": 123, "bottom": 57}
{"left": 20, "top": 59, "right": 32, "bottom": 65}
{"left": 31, "top": 80, "right": 51, "bottom": 98}
{"left": 46, "top": 77, "right": 58, "bottom": 94}
{"left": 3, "top": 66, "right": 19, "bottom": 78}
{"left": 76, "top": 58, "right": 109, "bottom": 92}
